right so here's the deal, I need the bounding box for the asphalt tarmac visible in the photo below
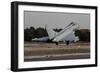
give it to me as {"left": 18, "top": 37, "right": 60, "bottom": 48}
{"left": 24, "top": 53, "right": 90, "bottom": 61}
{"left": 24, "top": 42, "right": 90, "bottom": 62}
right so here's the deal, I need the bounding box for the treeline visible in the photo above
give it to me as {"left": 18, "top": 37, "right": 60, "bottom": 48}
{"left": 75, "top": 29, "right": 90, "bottom": 42}
{"left": 24, "top": 27, "right": 48, "bottom": 41}
{"left": 24, "top": 26, "right": 90, "bottom": 42}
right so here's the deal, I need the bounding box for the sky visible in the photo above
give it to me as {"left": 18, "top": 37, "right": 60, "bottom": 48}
{"left": 24, "top": 11, "right": 90, "bottom": 29}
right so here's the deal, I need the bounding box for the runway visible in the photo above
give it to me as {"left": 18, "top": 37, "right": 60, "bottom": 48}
{"left": 24, "top": 42, "right": 90, "bottom": 62}
{"left": 24, "top": 53, "right": 90, "bottom": 61}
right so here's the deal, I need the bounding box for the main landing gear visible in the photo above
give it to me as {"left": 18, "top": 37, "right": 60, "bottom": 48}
{"left": 66, "top": 41, "right": 69, "bottom": 45}
{"left": 55, "top": 42, "right": 58, "bottom": 45}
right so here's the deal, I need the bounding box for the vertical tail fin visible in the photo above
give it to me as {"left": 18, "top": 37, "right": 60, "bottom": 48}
{"left": 45, "top": 25, "right": 56, "bottom": 39}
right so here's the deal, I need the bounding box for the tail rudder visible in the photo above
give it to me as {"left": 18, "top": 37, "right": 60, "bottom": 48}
{"left": 45, "top": 25, "right": 56, "bottom": 39}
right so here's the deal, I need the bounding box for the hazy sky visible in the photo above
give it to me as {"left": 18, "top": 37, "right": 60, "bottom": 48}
{"left": 24, "top": 11, "right": 90, "bottom": 29}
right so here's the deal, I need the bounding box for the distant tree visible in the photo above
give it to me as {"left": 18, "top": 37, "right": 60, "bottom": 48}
{"left": 29, "top": 27, "right": 35, "bottom": 38}
{"left": 34, "top": 27, "right": 48, "bottom": 38}
{"left": 75, "top": 29, "right": 90, "bottom": 42}
{"left": 24, "top": 28, "right": 32, "bottom": 41}
{"left": 24, "top": 27, "right": 48, "bottom": 41}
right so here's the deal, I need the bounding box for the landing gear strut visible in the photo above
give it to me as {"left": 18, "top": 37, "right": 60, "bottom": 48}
{"left": 66, "top": 41, "right": 69, "bottom": 45}
{"left": 55, "top": 42, "right": 58, "bottom": 45}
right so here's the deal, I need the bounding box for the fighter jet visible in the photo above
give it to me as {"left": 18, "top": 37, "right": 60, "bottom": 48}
{"left": 32, "top": 22, "right": 79, "bottom": 45}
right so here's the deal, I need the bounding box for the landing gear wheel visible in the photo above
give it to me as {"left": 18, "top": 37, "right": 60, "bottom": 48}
{"left": 55, "top": 42, "right": 58, "bottom": 45}
{"left": 66, "top": 41, "right": 69, "bottom": 45}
